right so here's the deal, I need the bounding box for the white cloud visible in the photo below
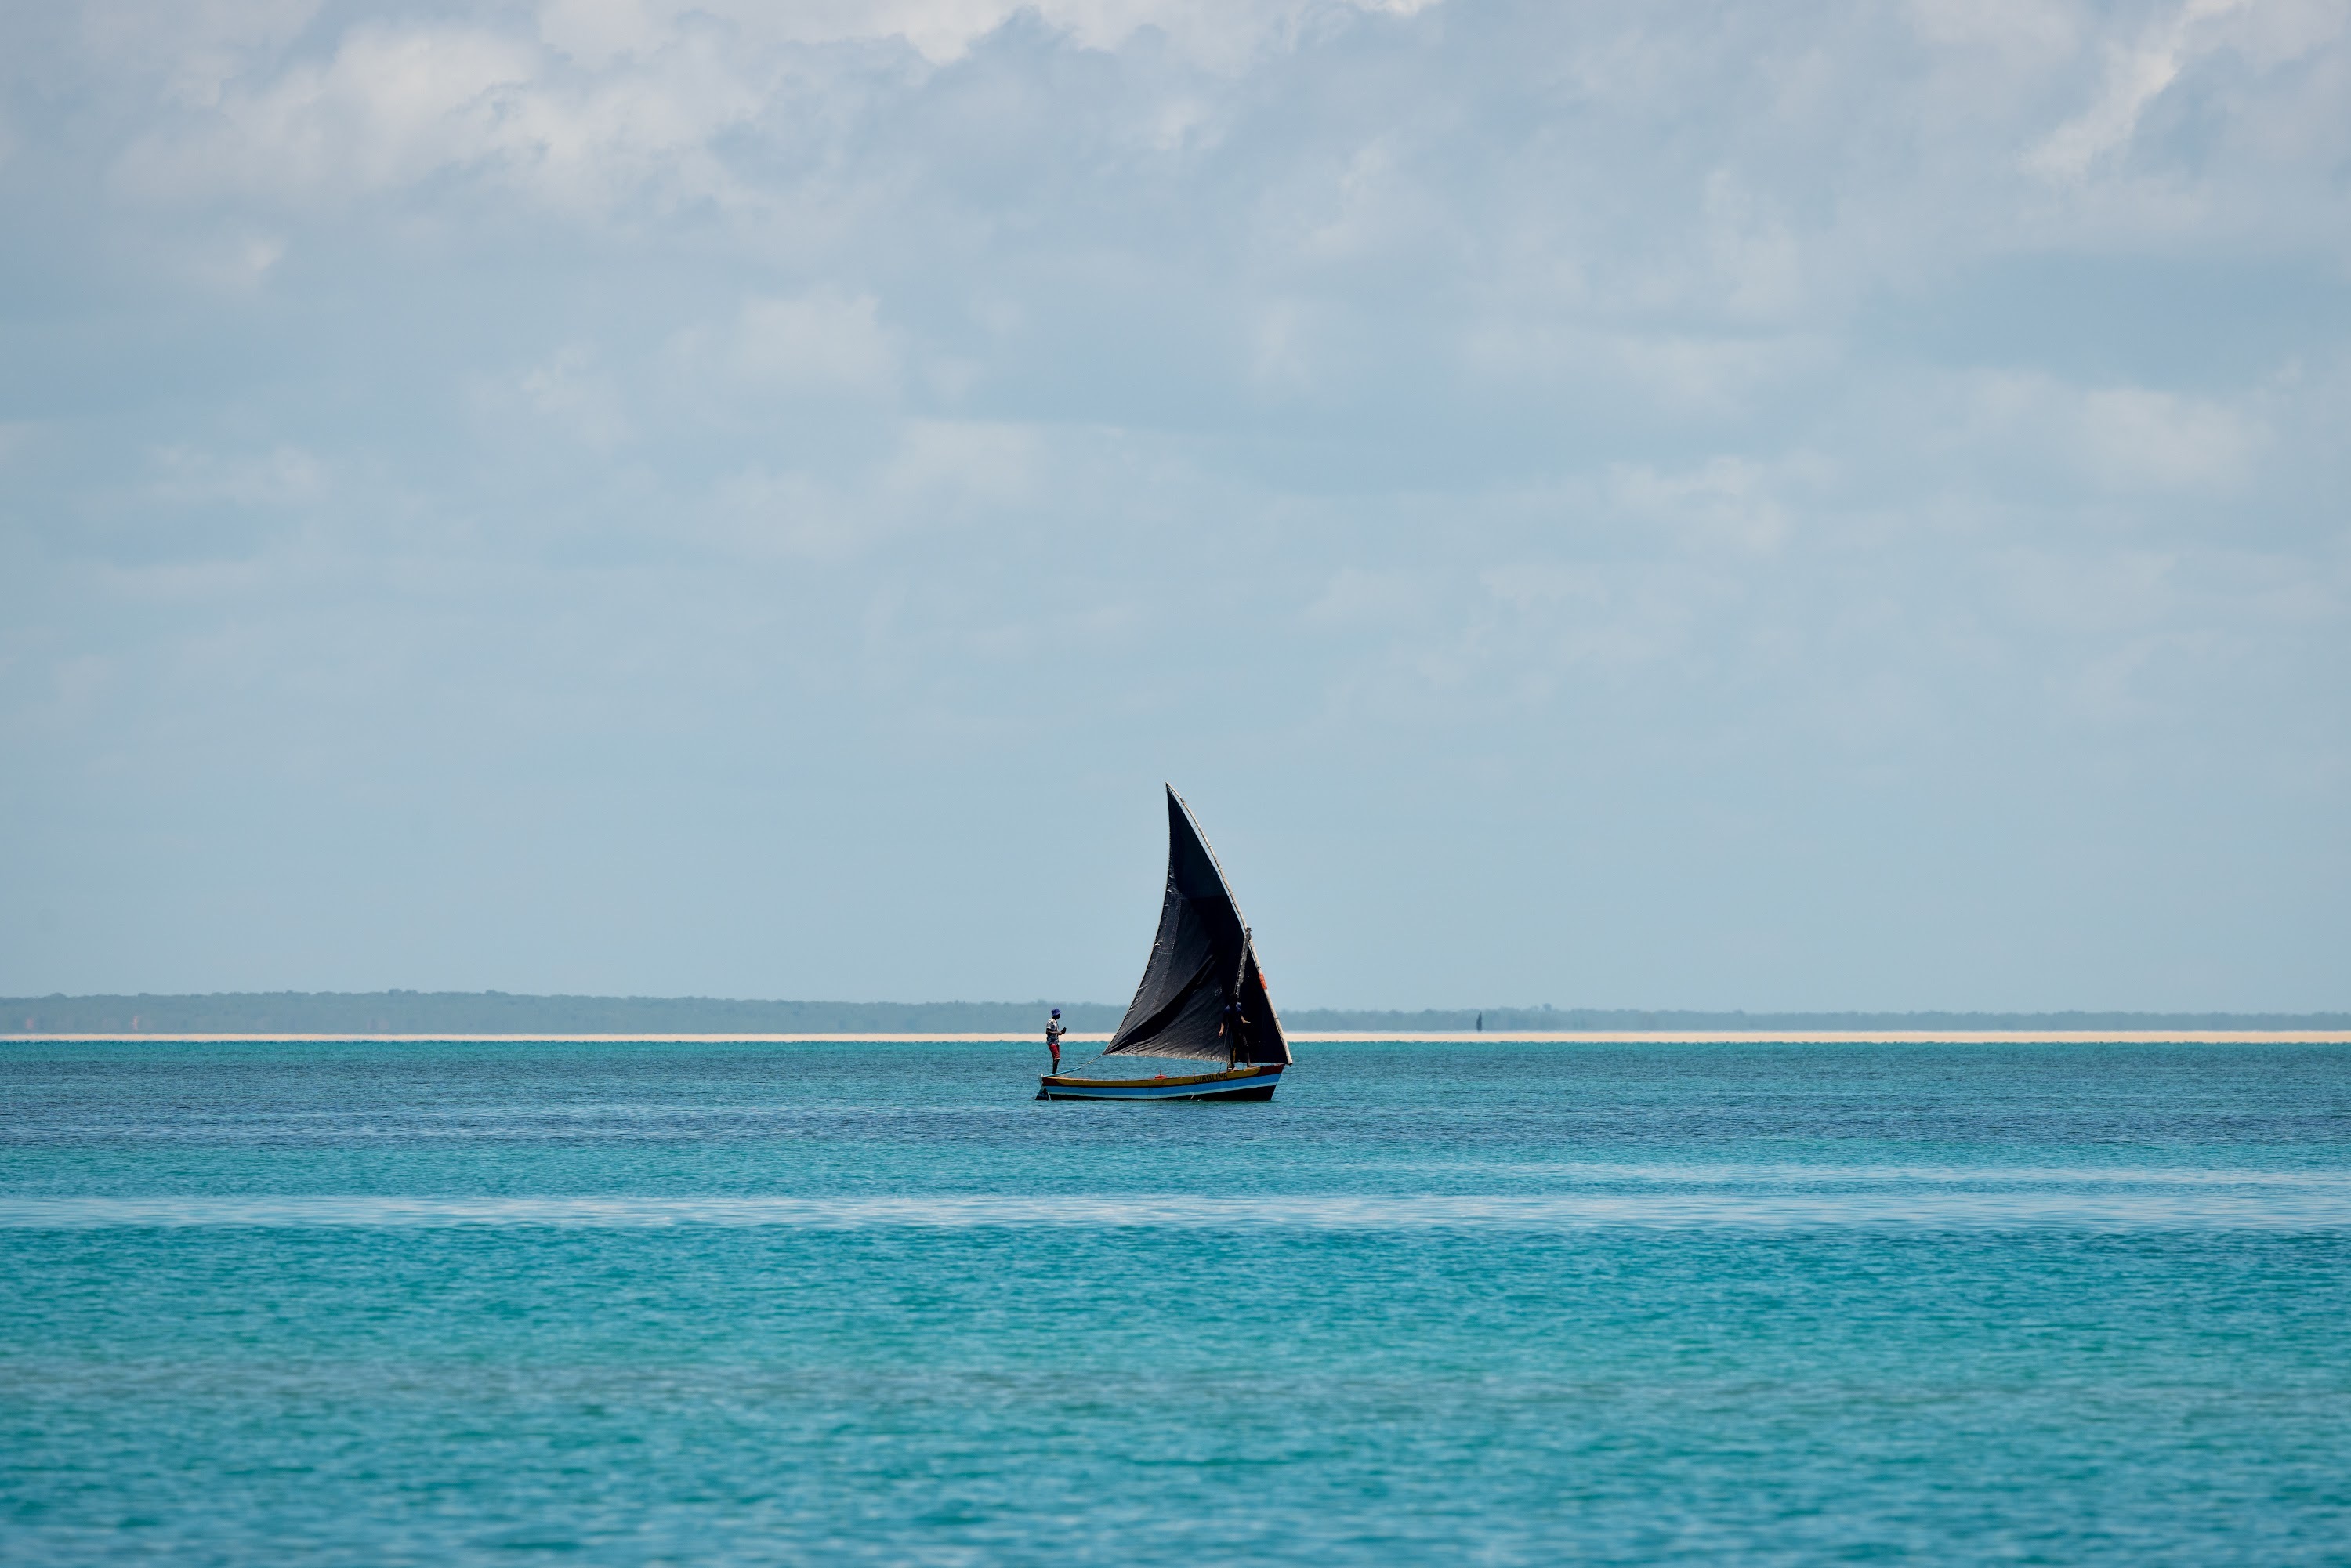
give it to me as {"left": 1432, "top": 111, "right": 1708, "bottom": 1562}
{"left": 730, "top": 291, "right": 900, "bottom": 398}
{"left": 79, "top": 0, "right": 2351, "bottom": 295}
{"left": 2023, "top": 0, "right": 2291, "bottom": 183}
{"left": 1304, "top": 566, "right": 1425, "bottom": 629}
{"left": 1995, "top": 545, "right": 2183, "bottom": 635}
{"left": 711, "top": 463, "right": 849, "bottom": 559}
{"left": 2074, "top": 386, "right": 2262, "bottom": 491}
{"left": 102, "top": 0, "right": 1459, "bottom": 221}
{"left": 112, "top": 17, "right": 776, "bottom": 213}
{"left": 1249, "top": 300, "right": 1317, "bottom": 394}
{"left": 879, "top": 418, "right": 1038, "bottom": 509}
{"left": 535, "top": 0, "right": 688, "bottom": 68}
{"left": 145, "top": 443, "right": 327, "bottom": 509}
{"left": 1962, "top": 374, "right": 2264, "bottom": 496}
{"left": 473, "top": 347, "right": 634, "bottom": 451}
{"left": 707, "top": 416, "right": 1037, "bottom": 559}
{"left": 1610, "top": 456, "right": 1811, "bottom": 556}
{"left": 706, "top": 0, "right": 1448, "bottom": 69}
{"left": 1905, "top": 0, "right": 2082, "bottom": 67}
{"left": 1468, "top": 561, "right": 1720, "bottom": 689}
{"left": 1701, "top": 171, "right": 1806, "bottom": 321}
{"left": 1609, "top": 334, "right": 1828, "bottom": 417}
{"left": 118, "top": 24, "right": 542, "bottom": 200}
{"left": 77, "top": 0, "right": 324, "bottom": 108}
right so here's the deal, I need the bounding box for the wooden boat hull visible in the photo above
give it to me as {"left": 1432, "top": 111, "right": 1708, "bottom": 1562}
{"left": 1038, "top": 1064, "right": 1284, "bottom": 1102}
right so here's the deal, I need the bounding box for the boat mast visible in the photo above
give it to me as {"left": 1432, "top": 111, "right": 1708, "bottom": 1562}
{"left": 1227, "top": 929, "right": 1251, "bottom": 1070}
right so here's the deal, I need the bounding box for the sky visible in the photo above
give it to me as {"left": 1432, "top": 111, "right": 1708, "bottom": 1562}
{"left": 2, "top": 0, "right": 2346, "bottom": 1011}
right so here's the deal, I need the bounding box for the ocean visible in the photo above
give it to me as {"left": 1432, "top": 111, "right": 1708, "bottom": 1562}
{"left": 4, "top": 1038, "right": 2348, "bottom": 1563}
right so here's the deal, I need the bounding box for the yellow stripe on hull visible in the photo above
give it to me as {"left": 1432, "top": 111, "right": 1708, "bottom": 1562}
{"left": 1036, "top": 1065, "right": 1284, "bottom": 1102}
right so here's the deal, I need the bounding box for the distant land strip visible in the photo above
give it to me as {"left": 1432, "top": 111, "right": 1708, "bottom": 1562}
{"left": 5, "top": 993, "right": 2347, "bottom": 1038}
{"left": 12, "top": 1031, "right": 2350, "bottom": 1045}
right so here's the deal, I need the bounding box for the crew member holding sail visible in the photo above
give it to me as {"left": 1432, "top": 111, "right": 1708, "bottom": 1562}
{"left": 1045, "top": 1009, "right": 1065, "bottom": 1074}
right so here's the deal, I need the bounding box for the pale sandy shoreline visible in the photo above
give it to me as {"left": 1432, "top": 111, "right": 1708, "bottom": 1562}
{"left": 9, "top": 1030, "right": 2348, "bottom": 1045}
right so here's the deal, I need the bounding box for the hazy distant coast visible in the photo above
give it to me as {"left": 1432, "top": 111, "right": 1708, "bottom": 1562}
{"left": 9, "top": 993, "right": 2346, "bottom": 1038}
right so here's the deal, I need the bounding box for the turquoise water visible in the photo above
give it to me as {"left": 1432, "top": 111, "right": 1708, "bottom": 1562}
{"left": 5, "top": 1040, "right": 2349, "bottom": 1563}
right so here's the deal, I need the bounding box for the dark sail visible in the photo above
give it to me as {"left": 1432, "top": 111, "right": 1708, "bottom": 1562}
{"left": 1103, "top": 786, "right": 1291, "bottom": 1065}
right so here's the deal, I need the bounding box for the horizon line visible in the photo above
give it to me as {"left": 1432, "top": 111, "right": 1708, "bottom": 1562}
{"left": 5, "top": 990, "right": 2348, "bottom": 1023}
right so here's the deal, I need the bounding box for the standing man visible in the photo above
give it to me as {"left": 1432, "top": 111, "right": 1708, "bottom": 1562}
{"left": 1045, "top": 1009, "right": 1065, "bottom": 1075}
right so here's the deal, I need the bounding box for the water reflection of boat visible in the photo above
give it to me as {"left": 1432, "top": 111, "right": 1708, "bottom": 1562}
{"left": 1038, "top": 786, "right": 1291, "bottom": 1103}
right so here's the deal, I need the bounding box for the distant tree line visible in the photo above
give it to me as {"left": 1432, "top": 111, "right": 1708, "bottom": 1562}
{"left": 1278, "top": 1005, "right": 2351, "bottom": 1031}
{"left": 0, "top": 993, "right": 1128, "bottom": 1035}
{"left": 6, "top": 993, "right": 2346, "bottom": 1035}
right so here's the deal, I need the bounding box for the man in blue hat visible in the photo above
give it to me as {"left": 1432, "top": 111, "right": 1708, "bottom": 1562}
{"left": 1045, "top": 1009, "right": 1064, "bottom": 1074}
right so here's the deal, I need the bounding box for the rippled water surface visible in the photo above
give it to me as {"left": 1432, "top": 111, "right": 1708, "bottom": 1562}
{"left": 5, "top": 1039, "right": 2349, "bottom": 1563}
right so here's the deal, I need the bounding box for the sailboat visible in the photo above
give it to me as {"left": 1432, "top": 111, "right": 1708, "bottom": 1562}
{"left": 1038, "top": 785, "right": 1291, "bottom": 1102}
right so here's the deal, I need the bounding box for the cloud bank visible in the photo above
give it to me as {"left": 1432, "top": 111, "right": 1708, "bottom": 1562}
{"left": 2, "top": 0, "right": 2346, "bottom": 1007}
